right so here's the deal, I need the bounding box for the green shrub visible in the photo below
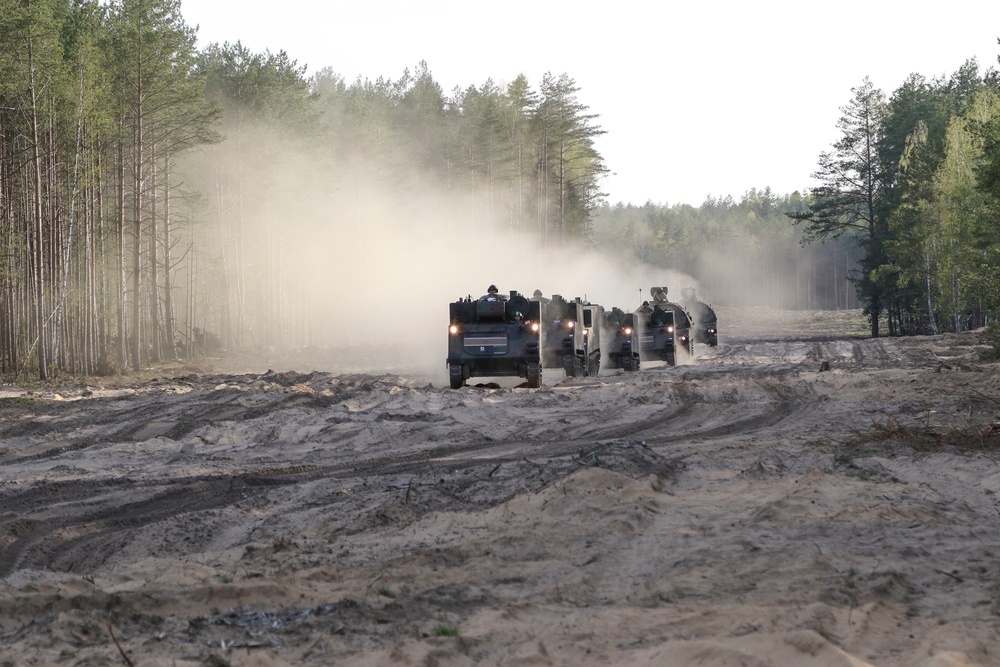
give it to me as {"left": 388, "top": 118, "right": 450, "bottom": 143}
{"left": 432, "top": 624, "right": 459, "bottom": 637}
{"left": 984, "top": 321, "right": 1000, "bottom": 358}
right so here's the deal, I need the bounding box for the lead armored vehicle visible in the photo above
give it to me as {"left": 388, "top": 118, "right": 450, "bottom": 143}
{"left": 602, "top": 307, "right": 640, "bottom": 371}
{"left": 680, "top": 287, "right": 718, "bottom": 346}
{"left": 538, "top": 294, "right": 603, "bottom": 377}
{"left": 447, "top": 290, "right": 541, "bottom": 388}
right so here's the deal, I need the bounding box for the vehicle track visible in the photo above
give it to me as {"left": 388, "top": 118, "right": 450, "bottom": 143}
{"left": 0, "top": 398, "right": 769, "bottom": 577}
{"left": 0, "top": 342, "right": 841, "bottom": 577}
{"left": 645, "top": 400, "right": 796, "bottom": 443}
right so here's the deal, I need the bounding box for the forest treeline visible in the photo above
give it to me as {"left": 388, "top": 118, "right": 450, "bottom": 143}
{"left": 593, "top": 58, "right": 1000, "bottom": 339}
{"left": 0, "top": 0, "right": 607, "bottom": 380}
{"left": 788, "top": 60, "right": 1000, "bottom": 338}
{"left": 592, "top": 192, "right": 864, "bottom": 312}
{"left": 0, "top": 0, "right": 997, "bottom": 380}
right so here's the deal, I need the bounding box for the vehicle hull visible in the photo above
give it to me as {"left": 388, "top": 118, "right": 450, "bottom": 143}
{"left": 447, "top": 293, "right": 542, "bottom": 388}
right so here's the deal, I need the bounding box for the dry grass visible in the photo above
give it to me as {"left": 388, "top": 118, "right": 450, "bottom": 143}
{"left": 717, "top": 307, "right": 870, "bottom": 339}
{"left": 846, "top": 416, "right": 1000, "bottom": 453}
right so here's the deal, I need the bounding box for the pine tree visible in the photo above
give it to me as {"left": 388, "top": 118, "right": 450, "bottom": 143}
{"left": 788, "top": 77, "right": 888, "bottom": 337}
{"left": 102, "top": 0, "right": 214, "bottom": 369}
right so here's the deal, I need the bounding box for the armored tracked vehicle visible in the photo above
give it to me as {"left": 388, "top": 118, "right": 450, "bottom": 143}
{"left": 447, "top": 289, "right": 541, "bottom": 389}
{"left": 602, "top": 307, "right": 641, "bottom": 371}
{"left": 680, "top": 287, "right": 718, "bottom": 346}
{"left": 635, "top": 299, "right": 678, "bottom": 366}
{"left": 537, "top": 294, "right": 603, "bottom": 377}
{"left": 634, "top": 287, "right": 697, "bottom": 366}
{"left": 649, "top": 286, "right": 695, "bottom": 359}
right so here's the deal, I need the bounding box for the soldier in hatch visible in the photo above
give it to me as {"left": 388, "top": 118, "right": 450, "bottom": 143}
{"left": 530, "top": 289, "right": 550, "bottom": 305}
{"left": 482, "top": 284, "right": 503, "bottom": 301}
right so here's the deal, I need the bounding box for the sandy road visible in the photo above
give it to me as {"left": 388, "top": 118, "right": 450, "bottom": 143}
{"left": 1, "top": 310, "right": 999, "bottom": 666}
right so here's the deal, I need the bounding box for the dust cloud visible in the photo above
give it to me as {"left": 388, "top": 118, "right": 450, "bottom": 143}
{"left": 277, "top": 207, "right": 701, "bottom": 382}
{"left": 177, "top": 138, "right": 707, "bottom": 383}
{"left": 693, "top": 230, "right": 855, "bottom": 313}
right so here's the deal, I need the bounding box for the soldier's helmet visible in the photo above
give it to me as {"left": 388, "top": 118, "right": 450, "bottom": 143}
{"left": 488, "top": 284, "right": 498, "bottom": 294}
{"left": 533, "top": 289, "right": 543, "bottom": 297}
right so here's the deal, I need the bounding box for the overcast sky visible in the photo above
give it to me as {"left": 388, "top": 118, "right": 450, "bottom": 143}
{"left": 180, "top": 0, "right": 1000, "bottom": 207}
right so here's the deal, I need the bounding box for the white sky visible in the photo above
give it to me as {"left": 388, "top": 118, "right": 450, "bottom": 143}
{"left": 180, "top": 0, "right": 1000, "bottom": 206}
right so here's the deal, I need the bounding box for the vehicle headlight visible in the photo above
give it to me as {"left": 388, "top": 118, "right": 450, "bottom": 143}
{"left": 667, "top": 326, "right": 674, "bottom": 333}
{"left": 623, "top": 327, "right": 632, "bottom": 335}
{"left": 449, "top": 324, "right": 459, "bottom": 335}
{"left": 567, "top": 321, "right": 574, "bottom": 329}
{"left": 531, "top": 322, "right": 539, "bottom": 332}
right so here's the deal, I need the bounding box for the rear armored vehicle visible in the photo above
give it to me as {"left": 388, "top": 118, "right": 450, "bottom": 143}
{"left": 536, "top": 293, "right": 603, "bottom": 377}
{"left": 447, "top": 287, "right": 541, "bottom": 388}
{"left": 602, "top": 307, "right": 640, "bottom": 371}
{"left": 648, "top": 286, "right": 695, "bottom": 358}
{"left": 680, "top": 287, "right": 718, "bottom": 346}
{"left": 635, "top": 299, "right": 678, "bottom": 366}
{"left": 634, "top": 287, "right": 696, "bottom": 366}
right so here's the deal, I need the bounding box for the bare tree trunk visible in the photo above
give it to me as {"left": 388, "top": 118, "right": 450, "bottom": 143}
{"left": 215, "top": 162, "right": 232, "bottom": 349}
{"left": 27, "top": 39, "right": 48, "bottom": 381}
{"left": 162, "top": 155, "right": 177, "bottom": 360}
{"left": 0, "top": 109, "right": 13, "bottom": 373}
{"left": 537, "top": 126, "right": 548, "bottom": 245}
{"left": 117, "top": 120, "right": 127, "bottom": 370}
{"left": 54, "top": 68, "right": 85, "bottom": 369}
{"left": 924, "top": 250, "right": 938, "bottom": 335}
{"left": 186, "top": 241, "right": 195, "bottom": 359}
{"left": 131, "top": 97, "right": 143, "bottom": 372}
{"left": 84, "top": 173, "right": 95, "bottom": 374}
{"left": 148, "top": 142, "right": 160, "bottom": 362}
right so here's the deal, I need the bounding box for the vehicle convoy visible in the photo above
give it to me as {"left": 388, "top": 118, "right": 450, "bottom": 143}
{"left": 680, "top": 287, "right": 718, "bottom": 346}
{"left": 536, "top": 293, "right": 603, "bottom": 377}
{"left": 447, "top": 287, "right": 541, "bottom": 389}
{"left": 446, "top": 284, "right": 698, "bottom": 388}
{"left": 602, "top": 307, "right": 641, "bottom": 371}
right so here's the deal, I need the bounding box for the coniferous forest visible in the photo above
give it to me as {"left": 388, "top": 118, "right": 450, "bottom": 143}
{"left": 1, "top": 0, "right": 999, "bottom": 380}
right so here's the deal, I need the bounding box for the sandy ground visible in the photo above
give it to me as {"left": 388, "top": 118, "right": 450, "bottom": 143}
{"left": 2, "top": 307, "right": 1000, "bottom": 667}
